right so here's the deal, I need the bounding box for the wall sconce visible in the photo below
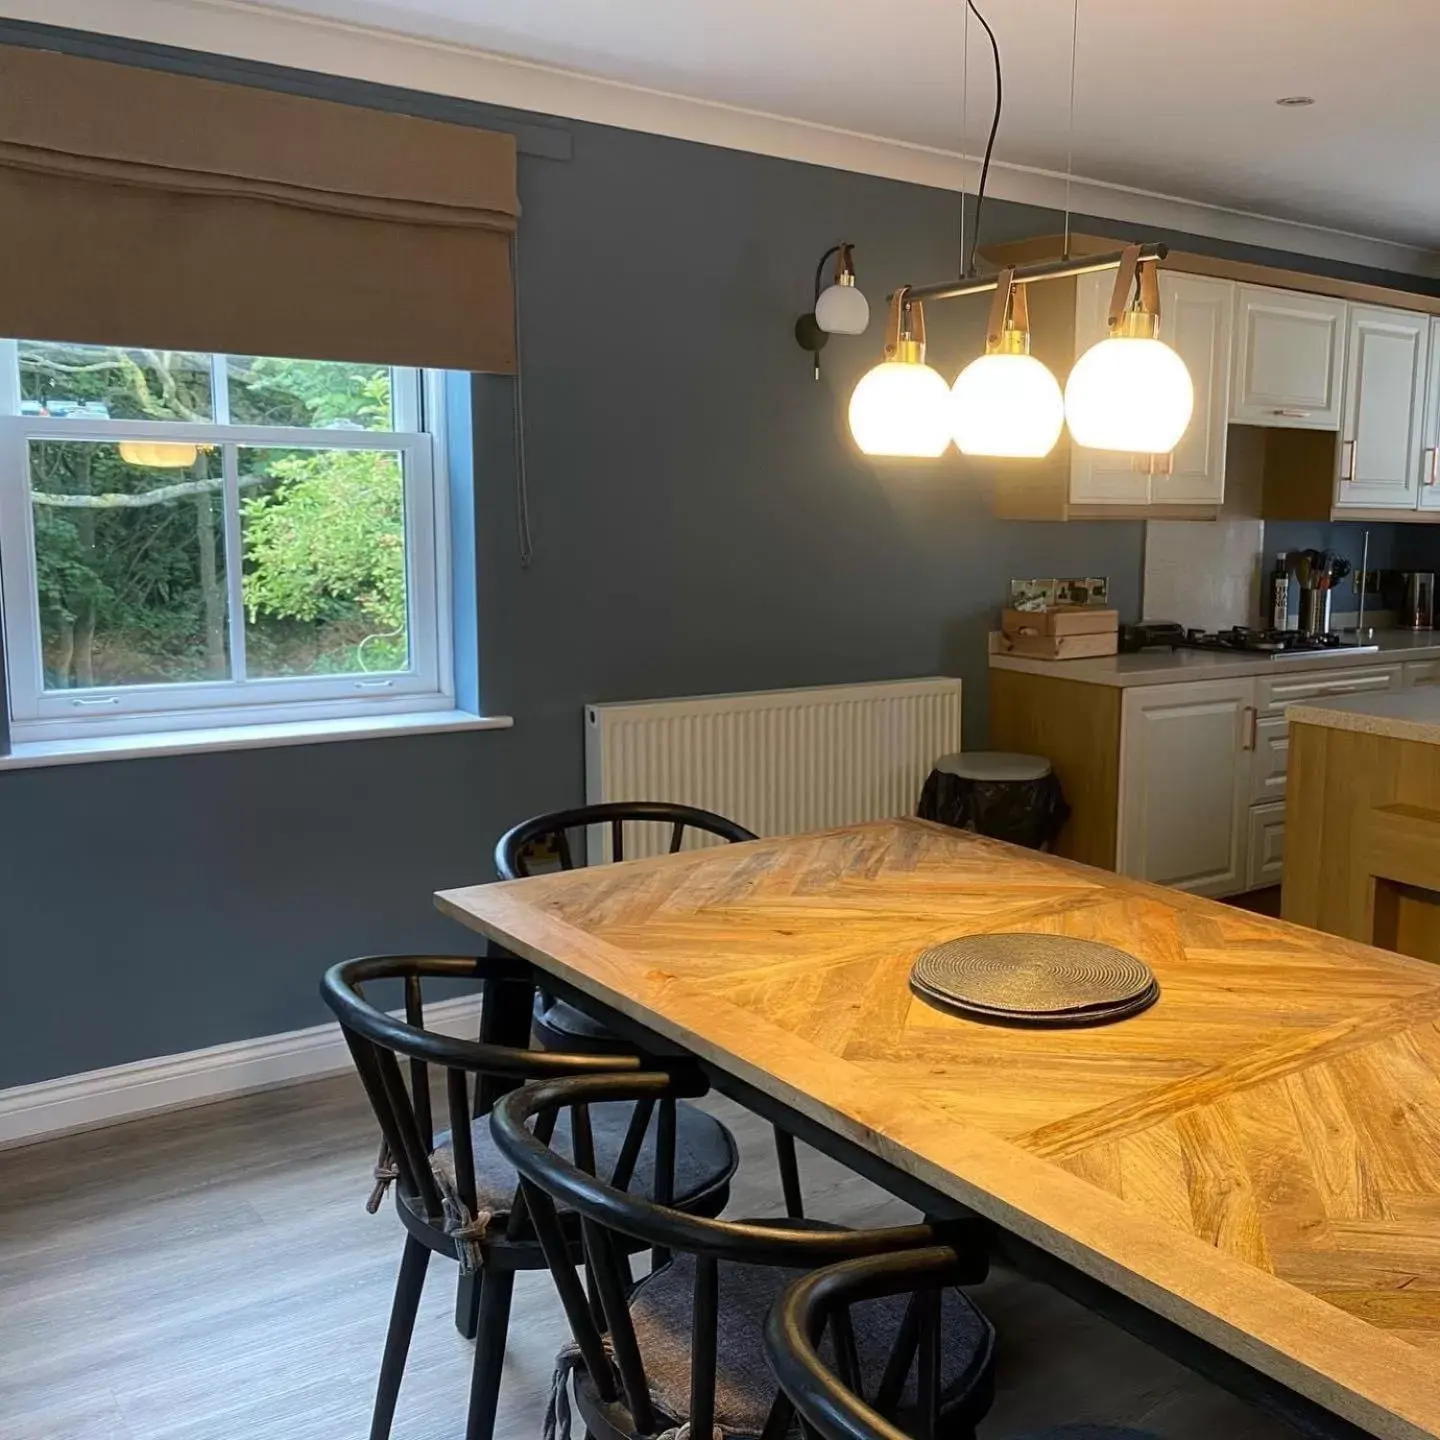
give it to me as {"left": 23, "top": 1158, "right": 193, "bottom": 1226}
{"left": 795, "top": 242, "right": 870, "bottom": 380}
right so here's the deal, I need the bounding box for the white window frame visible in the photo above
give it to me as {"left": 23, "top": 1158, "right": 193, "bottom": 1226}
{"left": 0, "top": 344, "right": 454, "bottom": 744}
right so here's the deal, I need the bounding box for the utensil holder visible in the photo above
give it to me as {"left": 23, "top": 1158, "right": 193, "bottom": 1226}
{"left": 1298, "top": 588, "right": 1332, "bottom": 637}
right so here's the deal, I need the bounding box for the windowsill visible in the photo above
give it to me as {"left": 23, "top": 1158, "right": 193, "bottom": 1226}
{"left": 0, "top": 709, "right": 513, "bottom": 771}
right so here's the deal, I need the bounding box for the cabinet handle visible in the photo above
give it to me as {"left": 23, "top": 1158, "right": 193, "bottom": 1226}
{"left": 1242, "top": 705, "right": 1258, "bottom": 751}
{"left": 1340, "top": 439, "right": 1356, "bottom": 483}
{"left": 1427, "top": 447, "right": 1439, "bottom": 486}
{"left": 1273, "top": 408, "right": 1312, "bottom": 418}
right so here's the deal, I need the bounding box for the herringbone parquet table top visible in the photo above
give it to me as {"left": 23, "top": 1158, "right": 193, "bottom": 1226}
{"left": 437, "top": 819, "right": 1440, "bottom": 1439}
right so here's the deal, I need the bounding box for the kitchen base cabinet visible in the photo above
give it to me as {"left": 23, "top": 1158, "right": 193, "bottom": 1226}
{"left": 1247, "top": 800, "right": 1287, "bottom": 889}
{"left": 1118, "top": 679, "right": 1252, "bottom": 896}
{"left": 988, "top": 659, "right": 1405, "bottom": 899}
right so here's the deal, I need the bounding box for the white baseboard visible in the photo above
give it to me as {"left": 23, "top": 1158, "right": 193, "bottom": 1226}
{"left": 0, "top": 995, "right": 484, "bottom": 1151}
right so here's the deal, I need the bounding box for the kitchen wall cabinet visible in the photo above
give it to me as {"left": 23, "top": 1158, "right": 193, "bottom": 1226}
{"left": 982, "top": 232, "right": 1440, "bottom": 523}
{"left": 1420, "top": 316, "right": 1440, "bottom": 513}
{"left": 991, "top": 266, "right": 1232, "bottom": 520}
{"left": 1333, "top": 305, "right": 1430, "bottom": 510}
{"left": 989, "top": 657, "right": 1408, "bottom": 900}
{"left": 1117, "top": 678, "right": 1252, "bottom": 896}
{"left": 1230, "top": 286, "right": 1346, "bottom": 429}
{"left": 1068, "top": 271, "right": 1233, "bottom": 511}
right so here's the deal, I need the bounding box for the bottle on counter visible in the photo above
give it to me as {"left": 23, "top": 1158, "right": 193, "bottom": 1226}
{"left": 1269, "top": 553, "right": 1291, "bottom": 632}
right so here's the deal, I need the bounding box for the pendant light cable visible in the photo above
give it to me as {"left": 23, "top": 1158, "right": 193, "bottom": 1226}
{"left": 958, "top": 0, "right": 969, "bottom": 278}
{"left": 1062, "top": 0, "right": 1080, "bottom": 259}
{"left": 963, "top": 0, "right": 1002, "bottom": 277}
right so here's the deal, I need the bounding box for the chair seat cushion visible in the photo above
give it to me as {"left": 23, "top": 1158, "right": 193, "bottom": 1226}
{"left": 626, "top": 1246, "right": 994, "bottom": 1439}
{"left": 1010, "top": 1430, "right": 1161, "bottom": 1439}
{"left": 536, "top": 996, "right": 621, "bottom": 1043}
{"left": 427, "top": 1099, "right": 736, "bottom": 1220}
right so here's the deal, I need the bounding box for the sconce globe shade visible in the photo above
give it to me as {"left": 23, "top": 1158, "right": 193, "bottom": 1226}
{"left": 118, "top": 440, "right": 200, "bottom": 468}
{"left": 1064, "top": 336, "right": 1194, "bottom": 453}
{"left": 950, "top": 352, "right": 1065, "bottom": 458}
{"left": 814, "top": 282, "right": 871, "bottom": 336}
{"left": 848, "top": 361, "right": 953, "bottom": 457}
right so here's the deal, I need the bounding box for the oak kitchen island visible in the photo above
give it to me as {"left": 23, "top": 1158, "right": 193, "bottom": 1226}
{"left": 989, "top": 630, "right": 1440, "bottom": 897}
{"left": 1283, "top": 685, "right": 1440, "bottom": 961}
{"left": 439, "top": 819, "right": 1440, "bottom": 1439}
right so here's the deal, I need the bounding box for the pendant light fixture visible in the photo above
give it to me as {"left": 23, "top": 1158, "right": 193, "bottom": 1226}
{"left": 1064, "top": 246, "right": 1194, "bottom": 453}
{"left": 950, "top": 269, "right": 1064, "bottom": 457}
{"left": 837, "top": 0, "right": 1192, "bottom": 460}
{"left": 848, "top": 288, "right": 952, "bottom": 457}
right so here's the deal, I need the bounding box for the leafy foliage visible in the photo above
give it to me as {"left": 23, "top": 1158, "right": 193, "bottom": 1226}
{"left": 22, "top": 342, "right": 406, "bottom": 688}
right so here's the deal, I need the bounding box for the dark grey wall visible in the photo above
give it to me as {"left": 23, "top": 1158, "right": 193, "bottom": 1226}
{"left": 2, "top": 26, "right": 1437, "bottom": 1087}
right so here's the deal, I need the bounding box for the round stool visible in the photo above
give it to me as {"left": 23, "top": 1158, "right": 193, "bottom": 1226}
{"left": 917, "top": 751, "right": 1070, "bottom": 850}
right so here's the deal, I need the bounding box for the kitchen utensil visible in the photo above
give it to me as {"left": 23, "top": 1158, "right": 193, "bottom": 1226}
{"left": 1404, "top": 571, "right": 1435, "bottom": 630}
{"left": 1298, "top": 587, "right": 1333, "bottom": 636}
{"left": 1289, "top": 550, "right": 1312, "bottom": 589}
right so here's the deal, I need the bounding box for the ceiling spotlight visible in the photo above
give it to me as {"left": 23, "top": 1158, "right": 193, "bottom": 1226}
{"left": 1275, "top": 95, "right": 1315, "bottom": 107}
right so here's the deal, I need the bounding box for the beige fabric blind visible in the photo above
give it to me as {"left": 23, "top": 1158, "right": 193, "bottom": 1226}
{"left": 0, "top": 45, "right": 519, "bottom": 371}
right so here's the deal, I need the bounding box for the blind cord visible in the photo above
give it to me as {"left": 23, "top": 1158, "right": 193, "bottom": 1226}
{"left": 510, "top": 233, "right": 534, "bottom": 569}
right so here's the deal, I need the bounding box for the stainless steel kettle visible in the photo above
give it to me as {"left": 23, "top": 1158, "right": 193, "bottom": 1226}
{"left": 1404, "top": 571, "right": 1435, "bottom": 631}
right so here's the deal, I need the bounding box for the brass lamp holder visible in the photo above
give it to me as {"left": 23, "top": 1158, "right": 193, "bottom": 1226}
{"left": 1105, "top": 243, "right": 1162, "bottom": 340}
{"left": 881, "top": 286, "right": 928, "bottom": 364}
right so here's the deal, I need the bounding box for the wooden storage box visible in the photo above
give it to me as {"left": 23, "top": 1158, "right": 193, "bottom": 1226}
{"left": 993, "top": 629, "right": 1119, "bottom": 660}
{"left": 1002, "top": 606, "right": 1119, "bottom": 638}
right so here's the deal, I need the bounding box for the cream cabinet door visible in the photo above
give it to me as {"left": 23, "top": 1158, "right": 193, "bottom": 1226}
{"left": 1335, "top": 305, "right": 1429, "bottom": 509}
{"left": 1230, "top": 285, "right": 1346, "bottom": 428}
{"left": 1420, "top": 316, "right": 1440, "bottom": 512}
{"left": 1151, "top": 272, "right": 1233, "bottom": 505}
{"left": 1118, "top": 678, "right": 1254, "bottom": 898}
{"left": 1247, "top": 801, "right": 1287, "bottom": 889}
{"left": 1068, "top": 269, "right": 1151, "bottom": 506}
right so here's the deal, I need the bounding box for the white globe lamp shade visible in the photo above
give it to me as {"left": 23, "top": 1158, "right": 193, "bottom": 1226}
{"left": 950, "top": 352, "right": 1065, "bottom": 458}
{"left": 1065, "top": 334, "right": 1194, "bottom": 453}
{"left": 815, "top": 282, "right": 871, "bottom": 336}
{"left": 848, "top": 361, "right": 953, "bottom": 457}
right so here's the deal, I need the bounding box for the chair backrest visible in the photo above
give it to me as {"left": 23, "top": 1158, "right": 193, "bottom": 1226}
{"left": 491, "top": 1071, "right": 980, "bottom": 1440}
{"left": 495, "top": 801, "right": 756, "bottom": 878}
{"left": 321, "top": 954, "right": 644, "bottom": 1232}
{"left": 764, "top": 1246, "right": 970, "bottom": 1440}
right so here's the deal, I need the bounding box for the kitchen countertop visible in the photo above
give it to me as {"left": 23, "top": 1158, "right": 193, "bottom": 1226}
{"left": 988, "top": 628, "right": 1440, "bottom": 687}
{"left": 1288, "top": 685, "right": 1440, "bottom": 744}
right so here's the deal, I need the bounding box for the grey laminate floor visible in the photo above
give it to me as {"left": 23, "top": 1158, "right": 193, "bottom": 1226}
{"left": 0, "top": 1076, "right": 1299, "bottom": 1440}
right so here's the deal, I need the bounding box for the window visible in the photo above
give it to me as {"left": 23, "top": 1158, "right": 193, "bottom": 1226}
{"left": 0, "top": 341, "right": 452, "bottom": 743}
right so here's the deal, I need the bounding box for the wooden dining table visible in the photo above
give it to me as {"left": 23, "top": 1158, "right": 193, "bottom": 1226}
{"left": 437, "top": 818, "right": 1440, "bottom": 1440}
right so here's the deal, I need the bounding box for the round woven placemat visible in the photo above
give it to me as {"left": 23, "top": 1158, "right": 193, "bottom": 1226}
{"left": 910, "top": 933, "right": 1158, "bottom": 1025}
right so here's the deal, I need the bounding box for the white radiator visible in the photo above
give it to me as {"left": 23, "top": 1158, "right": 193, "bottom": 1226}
{"left": 584, "top": 677, "right": 964, "bottom": 859}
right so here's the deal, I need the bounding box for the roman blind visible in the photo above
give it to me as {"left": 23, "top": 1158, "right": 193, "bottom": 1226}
{"left": 0, "top": 44, "right": 519, "bottom": 371}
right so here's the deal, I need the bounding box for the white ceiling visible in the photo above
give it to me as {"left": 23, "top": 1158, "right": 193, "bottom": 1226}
{"left": 240, "top": 0, "right": 1440, "bottom": 259}
{"left": 15, "top": 0, "right": 1440, "bottom": 270}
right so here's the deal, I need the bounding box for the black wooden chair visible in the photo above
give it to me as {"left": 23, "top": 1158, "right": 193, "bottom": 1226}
{"left": 491, "top": 1070, "right": 997, "bottom": 1440}
{"left": 765, "top": 1245, "right": 1162, "bottom": 1440}
{"left": 496, "top": 800, "right": 808, "bottom": 1219}
{"left": 321, "top": 954, "right": 740, "bottom": 1440}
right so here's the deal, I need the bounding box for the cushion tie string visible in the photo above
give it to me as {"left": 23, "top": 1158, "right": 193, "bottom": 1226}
{"left": 366, "top": 1140, "right": 398, "bottom": 1214}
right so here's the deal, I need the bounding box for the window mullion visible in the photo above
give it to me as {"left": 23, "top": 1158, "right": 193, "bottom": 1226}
{"left": 210, "top": 353, "right": 230, "bottom": 425}
{"left": 220, "top": 442, "right": 248, "bottom": 682}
